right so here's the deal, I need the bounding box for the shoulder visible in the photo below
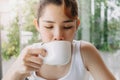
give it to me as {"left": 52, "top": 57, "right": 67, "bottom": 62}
{"left": 77, "top": 42, "right": 116, "bottom": 80}
{"left": 79, "top": 40, "right": 102, "bottom": 70}
{"left": 73, "top": 40, "right": 96, "bottom": 54}
{"left": 80, "top": 40, "right": 97, "bottom": 53}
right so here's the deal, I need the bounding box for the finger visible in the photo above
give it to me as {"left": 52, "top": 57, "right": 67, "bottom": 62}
{"left": 24, "top": 56, "right": 43, "bottom": 65}
{"left": 24, "top": 61, "right": 41, "bottom": 69}
{"left": 28, "top": 48, "right": 47, "bottom": 57}
{"left": 39, "top": 48, "right": 47, "bottom": 57}
{"left": 24, "top": 64, "right": 40, "bottom": 72}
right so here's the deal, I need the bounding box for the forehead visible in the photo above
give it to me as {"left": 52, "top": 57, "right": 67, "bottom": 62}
{"left": 39, "top": 4, "right": 72, "bottom": 23}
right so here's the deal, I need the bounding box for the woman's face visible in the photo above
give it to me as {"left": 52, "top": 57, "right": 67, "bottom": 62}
{"left": 38, "top": 4, "right": 79, "bottom": 42}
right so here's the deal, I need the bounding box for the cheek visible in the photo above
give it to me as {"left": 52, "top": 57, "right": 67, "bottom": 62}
{"left": 40, "top": 29, "right": 53, "bottom": 41}
{"left": 65, "top": 30, "right": 76, "bottom": 40}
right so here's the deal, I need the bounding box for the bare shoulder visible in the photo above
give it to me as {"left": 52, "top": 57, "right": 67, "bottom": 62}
{"left": 79, "top": 40, "right": 103, "bottom": 69}
{"left": 79, "top": 40, "right": 116, "bottom": 80}
{"left": 80, "top": 40, "right": 97, "bottom": 54}
{"left": 80, "top": 41, "right": 116, "bottom": 80}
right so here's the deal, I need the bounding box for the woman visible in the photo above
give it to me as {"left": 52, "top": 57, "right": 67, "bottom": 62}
{"left": 2, "top": 0, "right": 116, "bottom": 80}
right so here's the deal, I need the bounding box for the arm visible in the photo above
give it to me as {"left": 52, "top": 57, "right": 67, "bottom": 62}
{"left": 2, "top": 46, "right": 46, "bottom": 80}
{"left": 2, "top": 63, "right": 28, "bottom": 80}
{"left": 80, "top": 41, "right": 116, "bottom": 80}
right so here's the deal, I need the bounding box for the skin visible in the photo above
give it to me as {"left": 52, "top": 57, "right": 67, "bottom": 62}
{"left": 2, "top": 4, "right": 116, "bottom": 80}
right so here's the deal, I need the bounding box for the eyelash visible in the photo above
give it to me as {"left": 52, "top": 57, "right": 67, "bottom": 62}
{"left": 44, "top": 26, "right": 73, "bottom": 29}
{"left": 45, "top": 26, "right": 53, "bottom": 29}
{"left": 64, "top": 26, "right": 73, "bottom": 29}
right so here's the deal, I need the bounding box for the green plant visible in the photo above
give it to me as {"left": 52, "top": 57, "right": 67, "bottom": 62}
{"left": 1, "top": 0, "right": 39, "bottom": 60}
{"left": 2, "top": 17, "right": 20, "bottom": 60}
{"left": 107, "top": 19, "right": 120, "bottom": 50}
{"left": 22, "top": 0, "right": 39, "bottom": 45}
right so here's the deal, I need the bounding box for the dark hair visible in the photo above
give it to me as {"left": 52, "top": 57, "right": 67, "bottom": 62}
{"left": 37, "top": 0, "right": 78, "bottom": 24}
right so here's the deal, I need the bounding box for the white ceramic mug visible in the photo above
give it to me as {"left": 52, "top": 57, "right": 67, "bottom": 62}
{"left": 38, "top": 41, "right": 72, "bottom": 65}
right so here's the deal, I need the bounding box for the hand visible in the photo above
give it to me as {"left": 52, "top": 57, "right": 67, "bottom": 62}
{"left": 12, "top": 45, "right": 47, "bottom": 77}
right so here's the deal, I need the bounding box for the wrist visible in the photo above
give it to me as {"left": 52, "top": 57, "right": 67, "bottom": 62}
{"left": 2, "top": 69, "right": 26, "bottom": 80}
{"left": 15, "top": 71, "right": 29, "bottom": 80}
{"left": 3, "top": 66, "right": 29, "bottom": 80}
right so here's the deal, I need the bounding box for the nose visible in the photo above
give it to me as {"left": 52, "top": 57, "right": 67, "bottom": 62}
{"left": 53, "top": 28, "right": 64, "bottom": 40}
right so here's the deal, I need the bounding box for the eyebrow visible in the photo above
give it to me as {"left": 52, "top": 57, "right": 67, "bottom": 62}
{"left": 43, "top": 20, "right": 74, "bottom": 23}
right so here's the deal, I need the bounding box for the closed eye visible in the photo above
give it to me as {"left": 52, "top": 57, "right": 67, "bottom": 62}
{"left": 44, "top": 26, "right": 53, "bottom": 29}
{"left": 64, "top": 26, "right": 73, "bottom": 29}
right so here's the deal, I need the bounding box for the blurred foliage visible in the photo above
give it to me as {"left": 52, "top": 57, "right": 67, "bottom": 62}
{"left": 21, "top": 0, "right": 39, "bottom": 46}
{"left": 2, "top": 17, "right": 20, "bottom": 60}
{"left": 107, "top": 19, "right": 120, "bottom": 50}
{"left": 77, "top": 0, "right": 120, "bottom": 52}
{"left": 0, "top": 25, "right": 3, "bottom": 30}
{"left": 2, "top": 0, "right": 39, "bottom": 60}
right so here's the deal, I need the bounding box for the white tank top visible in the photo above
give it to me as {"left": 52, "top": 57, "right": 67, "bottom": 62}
{"left": 28, "top": 40, "right": 89, "bottom": 80}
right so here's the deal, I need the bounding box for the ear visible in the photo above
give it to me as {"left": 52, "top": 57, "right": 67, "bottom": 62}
{"left": 76, "top": 19, "right": 80, "bottom": 29}
{"left": 33, "top": 18, "right": 40, "bottom": 32}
